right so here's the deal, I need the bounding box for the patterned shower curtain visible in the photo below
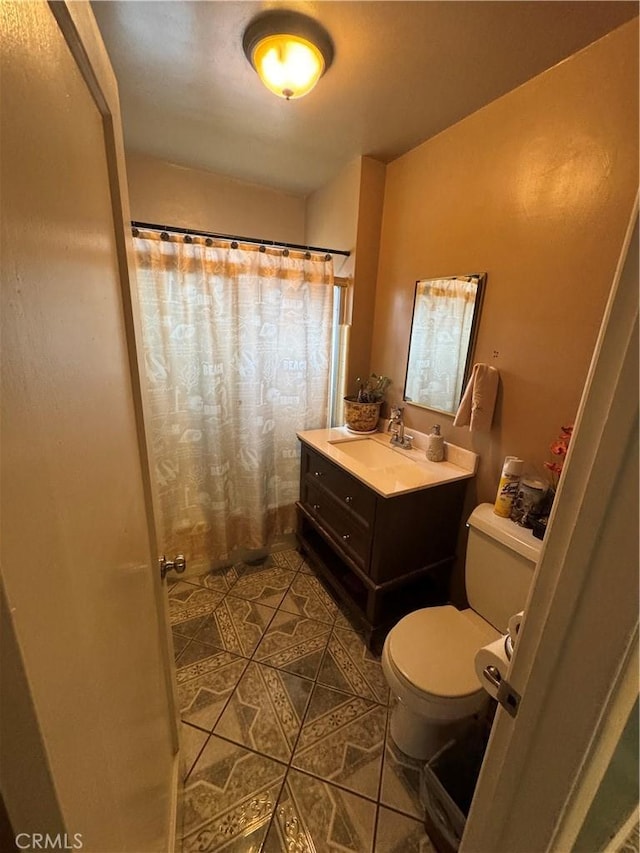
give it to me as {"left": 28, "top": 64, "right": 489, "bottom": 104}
{"left": 134, "top": 232, "right": 334, "bottom": 569}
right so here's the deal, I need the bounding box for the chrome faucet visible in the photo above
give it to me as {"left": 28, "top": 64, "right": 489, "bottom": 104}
{"left": 387, "top": 406, "right": 413, "bottom": 449}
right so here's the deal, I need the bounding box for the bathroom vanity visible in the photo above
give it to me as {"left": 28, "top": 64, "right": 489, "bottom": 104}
{"left": 296, "top": 428, "right": 478, "bottom": 649}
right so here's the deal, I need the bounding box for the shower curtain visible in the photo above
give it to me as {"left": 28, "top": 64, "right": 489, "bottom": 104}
{"left": 134, "top": 232, "right": 334, "bottom": 569}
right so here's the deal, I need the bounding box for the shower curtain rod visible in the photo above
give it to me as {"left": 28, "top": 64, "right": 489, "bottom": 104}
{"left": 131, "top": 220, "right": 351, "bottom": 258}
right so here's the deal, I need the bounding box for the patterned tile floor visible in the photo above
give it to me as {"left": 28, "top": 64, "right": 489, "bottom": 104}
{"left": 169, "top": 549, "right": 434, "bottom": 853}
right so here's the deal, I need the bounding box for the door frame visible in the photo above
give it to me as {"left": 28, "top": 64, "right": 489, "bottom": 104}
{"left": 462, "top": 195, "right": 639, "bottom": 851}
{"left": 49, "top": 0, "right": 180, "bottom": 752}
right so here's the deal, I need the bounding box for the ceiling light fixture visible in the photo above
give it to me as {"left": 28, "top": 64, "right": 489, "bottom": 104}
{"left": 242, "top": 10, "right": 334, "bottom": 101}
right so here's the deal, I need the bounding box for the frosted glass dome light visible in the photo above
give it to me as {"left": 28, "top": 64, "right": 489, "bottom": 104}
{"left": 243, "top": 11, "right": 334, "bottom": 101}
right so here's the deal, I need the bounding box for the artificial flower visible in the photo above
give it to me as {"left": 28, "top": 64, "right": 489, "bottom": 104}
{"left": 543, "top": 424, "right": 574, "bottom": 489}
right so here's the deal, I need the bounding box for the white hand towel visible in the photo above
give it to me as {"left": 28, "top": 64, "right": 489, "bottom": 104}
{"left": 453, "top": 363, "right": 499, "bottom": 432}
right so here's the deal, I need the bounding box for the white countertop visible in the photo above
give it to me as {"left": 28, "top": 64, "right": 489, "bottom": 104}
{"left": 297, "top": 427, "right": 478, "bottom": 497}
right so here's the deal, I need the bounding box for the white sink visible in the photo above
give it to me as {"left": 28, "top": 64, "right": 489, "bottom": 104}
{"left": 300, "top": 428, "right": 478, "bottom": 497}
{"left": 328, "top": 438, "right": 415, "bottom": 470}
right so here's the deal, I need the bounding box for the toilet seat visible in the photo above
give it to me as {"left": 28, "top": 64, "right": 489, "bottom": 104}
{"left": 383, "top": 605, "right": 500, "bottom": 720}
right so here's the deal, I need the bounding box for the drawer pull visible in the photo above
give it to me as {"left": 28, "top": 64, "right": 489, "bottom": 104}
{"left": 344, "top": 496, "right": 353, "bottom": 504}
{"left": 314, "top": 471, "right": 323, "bottom": 477}
{"left": 313, "top": 503, "right": 320, "bottom": 511}
{"left": 342, "top": 533, "right": 351, "bottom": 541}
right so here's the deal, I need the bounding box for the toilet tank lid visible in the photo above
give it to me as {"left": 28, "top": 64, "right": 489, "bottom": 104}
{"left": 468, "top": 503, "right": 543, "bottom": 563}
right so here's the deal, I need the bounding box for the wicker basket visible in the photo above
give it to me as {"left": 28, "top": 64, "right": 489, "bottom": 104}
{"left": 343, "top": 396, "right": 382, "bottom": 432}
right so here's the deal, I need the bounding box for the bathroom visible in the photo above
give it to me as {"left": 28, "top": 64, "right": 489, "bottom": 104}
{"left": 1, "top": 2, "right": 638, "bottom": 852}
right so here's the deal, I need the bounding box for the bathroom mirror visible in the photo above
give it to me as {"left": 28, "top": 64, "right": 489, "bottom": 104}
{"left": 404, "top": 273, "right": 486, "bottom": 415}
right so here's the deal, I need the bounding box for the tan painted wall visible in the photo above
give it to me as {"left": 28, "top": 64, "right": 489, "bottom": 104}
{"left": 126, "top": 150, "right": 306, "bottom": 243}
{"left": 305, "top": 156, "right": 361, "bottom": 281}
{"left": 305, "top": 156, "right": 386, "bottom": 395}
{"left": 350, "top": 157, "right": 387, "bottom": 391}
{"left": 372, "top": 20, "right": 639, "bottom": 517}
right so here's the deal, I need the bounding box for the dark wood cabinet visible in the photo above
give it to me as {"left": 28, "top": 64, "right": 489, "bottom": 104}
{"left": 296, "top": 440, "right": 469, "bottom": 650}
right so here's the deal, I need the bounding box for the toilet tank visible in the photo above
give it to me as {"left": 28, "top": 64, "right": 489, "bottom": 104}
{"left": 466, "top": 503, "right": 543, "bottom": 633}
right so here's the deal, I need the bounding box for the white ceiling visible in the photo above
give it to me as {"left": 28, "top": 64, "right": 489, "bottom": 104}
{"left": 92, "top": 1, "right": 638, "bottom": 196}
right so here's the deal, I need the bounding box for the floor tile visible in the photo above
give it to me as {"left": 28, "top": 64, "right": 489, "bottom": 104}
{"left": 263, "top": 768, "right": 376, "bottom": 852}
{"left": 168, "top": 582, "right": 224, "bottom": 626}
{"left": 169, "top": 573, "right": 205, "bottom": 588}
{"left": 270, "top": 548, "right": 304, "bottom": 572}
{"left": 334, "top": 607, "right": 363, "bottom": 632}
{"left": 177, "top": 648, "right": 248, "bottom": 731}
{"left": 278, "top": 573, "right": 339, "bottom": 625}
{"left": 188, "top": 562, "right": 244, "bottom": 593}
{"left": 254, "top": 611, "right": 331, "bottom": 680}
{"left": 172, "top": 614, "right": 205, "bottom": 640}
{"left": 380, "top": 737, "right": 424, "bottom": 820}
{"left": 180, "top": 722, "right": 208, "bottom": 780}
{"left": 195, "top": 597, "right": 276, "bottom": 658}
{"left": 178, "top": 639, "right": 227, "bottom": 669}
{"left": 374, "top": 806, "right": 433, "bottom": 852}
{"left": 618, "top": 821, "right": 640, "bottom": 853}
{"left": 182, "top": 735, "right": 286, "bottom": 853}
{"left": 172, "top": 632, "right": 191, "bottom": 662}
{"left": 317, "top": 627, "right": 389, "bottom": 705}
{"left": 292, "top": 684, "right": 387, "bottom": 801}
{"left": 230, "top": 565, "right": 296, "bottom": 608}
{"left": 297, "top": 556, "right": 318, "bottom": 576}
{"left": 214, "top": 661, "right": 313, "bottom": 763}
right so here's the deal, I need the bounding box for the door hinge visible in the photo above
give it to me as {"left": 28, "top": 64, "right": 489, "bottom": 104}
{"left": 159, "top": 554, "right": 187, "bottom": 580}
{"left": 496, "top": 678, "right": 521, "bottom": 718}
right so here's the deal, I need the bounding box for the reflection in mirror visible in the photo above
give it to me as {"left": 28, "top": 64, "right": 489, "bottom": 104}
{"left": 404, "top": 274, "right": 486, "bottom": 415}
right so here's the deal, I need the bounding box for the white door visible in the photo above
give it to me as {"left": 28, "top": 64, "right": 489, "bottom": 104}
{"left": 461, "top": 200, "right": 639, "bottom": 851}
{"left": 0, "top": 2, "right": 178, "bottom": 851}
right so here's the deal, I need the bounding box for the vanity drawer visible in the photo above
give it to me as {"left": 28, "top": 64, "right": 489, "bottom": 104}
{"left": 302, "top": 446, "right": 376, "bottom": 526}
{"left": 297, "top": 433, "right": 471, "bottom": 652}
{"left": 304, "top": 479, "right": 371, "bottom": 568}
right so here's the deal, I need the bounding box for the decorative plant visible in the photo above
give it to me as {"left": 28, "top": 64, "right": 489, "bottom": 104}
{"left": 354, "top": 373, "right": 392, "bottom": 403}
{"left": 543, "top": 424, "right": 574, "bottom": 490}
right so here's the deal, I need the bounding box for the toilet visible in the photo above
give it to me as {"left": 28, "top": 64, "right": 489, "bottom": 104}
{"left": 382, "top": 502, "right": 543, "bottom": 759}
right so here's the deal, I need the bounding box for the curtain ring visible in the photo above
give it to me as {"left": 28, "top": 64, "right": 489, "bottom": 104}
{"left": 282, "top": 248, "right": 289, "bottom": 257}
{"left": 259, "top": 245, "right": 266, "bottom": 253}
{"left": 324, "top": 253, "right": 331, "bottom": 261}
{"left": 132, "top": 227, "right": 139, "bottom": 237}
{"left": 184, "top": 234, "right": 192, "bottom": 243}
{"left": 205, "top": 237, "right": 213, "bottom": 247}
{"left": 160, "top": 231, "right": 170, "bottom": 241}
{"left": 231, "top": 241, "right": 239, "bottom": 249}
{"left": 305, "top": 251, "right": 311, "bottom": 260}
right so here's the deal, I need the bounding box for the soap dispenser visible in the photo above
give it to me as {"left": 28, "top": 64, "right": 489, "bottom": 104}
{"left": 426, "top": 424, "right": 444, "bottom": 462}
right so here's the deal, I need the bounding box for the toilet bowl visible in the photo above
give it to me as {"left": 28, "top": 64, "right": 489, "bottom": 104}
{"left": 382, "top": 605, "right": 499, "bottom": 758}
{"left": 382, "top": 504, "right": 542, "bottom": 760}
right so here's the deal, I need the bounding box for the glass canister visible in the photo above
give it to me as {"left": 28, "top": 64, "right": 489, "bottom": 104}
{"left": 510, "top": 478, "right": 547, "bottom": 527}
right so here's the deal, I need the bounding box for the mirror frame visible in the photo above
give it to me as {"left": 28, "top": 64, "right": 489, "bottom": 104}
{"left": 403, "top": 272, "right": 487, "bottom": 416}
